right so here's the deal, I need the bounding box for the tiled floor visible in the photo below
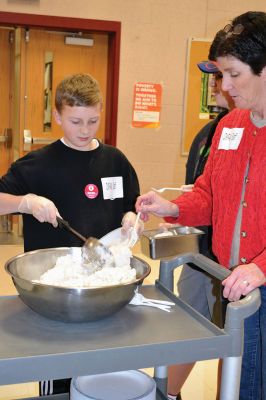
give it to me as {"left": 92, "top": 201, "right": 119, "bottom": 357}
{"left": 0, "top": 243, "right": 218, "bottom": 400}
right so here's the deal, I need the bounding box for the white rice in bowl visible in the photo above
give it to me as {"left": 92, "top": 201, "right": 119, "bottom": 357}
{"left": 34, "top": 244, "right": 136, "bottom": 288}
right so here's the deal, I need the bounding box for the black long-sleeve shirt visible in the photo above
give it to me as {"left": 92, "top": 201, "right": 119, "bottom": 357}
{"left": 0, "top": 140, "right": 139, "bottom": 251}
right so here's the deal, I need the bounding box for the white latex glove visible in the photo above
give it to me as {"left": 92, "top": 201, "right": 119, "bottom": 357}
{"left": 121, "top": 211, "right": 144, "bottom": 237}
{"left": 18, "top": 193, "right": 59, "bottom": 227}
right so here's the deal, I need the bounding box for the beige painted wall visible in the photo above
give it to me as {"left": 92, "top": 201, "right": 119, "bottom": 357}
{"left": 1, "top": 0, "right": 266, "bottom": 227}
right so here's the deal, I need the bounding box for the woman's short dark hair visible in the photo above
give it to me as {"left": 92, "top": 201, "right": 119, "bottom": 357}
{"left": 208, "top": 31, "right": 227, "bottom": 61}
{"left": 208, "top": 11, "right": 266, "bottom": 75}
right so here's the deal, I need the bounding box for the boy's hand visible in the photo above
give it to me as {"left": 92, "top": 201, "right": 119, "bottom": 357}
{"left": 121, "top": 211, "right": 144, "bottom": 236}
{"left": 18, "top": 194, "right": 59, "bottom": 227}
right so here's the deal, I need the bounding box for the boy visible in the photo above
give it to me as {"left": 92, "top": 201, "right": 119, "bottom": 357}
{"left": 0, "top": 73, "right": 141, "bottom": 394}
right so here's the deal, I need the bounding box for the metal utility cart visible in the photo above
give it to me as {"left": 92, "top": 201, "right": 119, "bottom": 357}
{"left": 0, "top": 253, "right": 260, "bottom": 400}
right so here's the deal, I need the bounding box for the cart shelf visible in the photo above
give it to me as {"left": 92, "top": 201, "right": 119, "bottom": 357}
{"left": 0, "top": 253, "right": 260, "bottom": 400}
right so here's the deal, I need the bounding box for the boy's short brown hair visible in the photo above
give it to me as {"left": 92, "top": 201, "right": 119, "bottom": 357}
{"left": 55, "top": 73, "right": 103, "bottom": 113}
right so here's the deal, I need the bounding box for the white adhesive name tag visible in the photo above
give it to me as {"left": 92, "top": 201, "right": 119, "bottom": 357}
{"left": 101, "top": 177, "right": 123, "bottom": 200}
{"left": 218, "top": 127, "right": 244, "bottom": 150}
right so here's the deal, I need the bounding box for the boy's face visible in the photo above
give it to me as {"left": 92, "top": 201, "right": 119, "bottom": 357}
{"left": 54, "top": 103, "right": 102, "bottom": 151}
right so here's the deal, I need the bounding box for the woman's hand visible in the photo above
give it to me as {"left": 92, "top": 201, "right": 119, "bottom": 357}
{"left": 222, "top": 262, "right": 266, "bottom": 301}
{"left": 135, "top": 191, "right": 179, "bottom": 222}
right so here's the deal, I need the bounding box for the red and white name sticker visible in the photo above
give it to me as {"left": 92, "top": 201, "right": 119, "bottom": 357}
{"left": 84, "top": 184, "right": 99, "bottom": 199}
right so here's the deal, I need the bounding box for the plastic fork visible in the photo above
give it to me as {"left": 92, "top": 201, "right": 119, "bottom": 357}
{"left": 133, "top": 292, "right": 175, "bottom": 306}
{"left": 151, "top": 187, "right": 183, "bottom": 193}
{"left": 127, "top": 211, "right": 141, "bottom": 248}
{"left": 129, "top": 290, "right": 175, "bottom": 312}
{"left": 129, "top": 295, "right": 172, "bottom": 312}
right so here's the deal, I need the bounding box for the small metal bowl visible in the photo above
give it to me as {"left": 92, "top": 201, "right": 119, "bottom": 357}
{"left": 5, "top": 247, "right": 151, "bottom": 323}
{"left": 141, "top": 226, "right": 204, "bottom": 259}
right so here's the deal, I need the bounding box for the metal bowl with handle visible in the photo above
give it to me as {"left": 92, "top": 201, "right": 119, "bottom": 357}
{"left": 5, "top": 247, "right": 151, "bottom": 323}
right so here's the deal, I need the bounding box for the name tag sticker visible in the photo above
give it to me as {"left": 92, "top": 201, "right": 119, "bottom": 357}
{"left": 101, "top": 177, "right": 123, "bottom": 200}
{"left": 218, "top": 127, "right": 244, "bottom": 150}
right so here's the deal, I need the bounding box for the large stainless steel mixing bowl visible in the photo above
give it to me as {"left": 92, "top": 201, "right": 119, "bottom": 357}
{"left": 5, "top": 247, "right": 151, "bottom": 323}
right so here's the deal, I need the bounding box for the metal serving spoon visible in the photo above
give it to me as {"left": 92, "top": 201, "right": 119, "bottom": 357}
{"left": 56, "top": 217, "right": 114, "bottom": 271}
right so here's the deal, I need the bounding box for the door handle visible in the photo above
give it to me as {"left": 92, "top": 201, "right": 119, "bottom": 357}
{"left": 0, "top": 128, "right": 12, "bottom": 147}
{"left": 23, "top": 129, "right": 54, "bottom": 150}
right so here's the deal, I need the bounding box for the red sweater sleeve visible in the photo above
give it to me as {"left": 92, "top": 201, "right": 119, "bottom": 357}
{"left": 164, "top": 137, "right": 216, "bottom": 226}
{"left": 252, "top": 250, "right": 266, "bottom": 275}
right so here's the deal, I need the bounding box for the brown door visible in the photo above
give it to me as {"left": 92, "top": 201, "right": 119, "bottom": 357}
{"left": 0, "top": 28, "right": 15, "bottom": 232}
{"left": 19, "top": 28, "right": 108, "bottom": 154}
{"left": 0, "top": 26, "right": 108, "bottom": 233}
{"left": 0, "top": 28, "right": 14, "bottom": 176}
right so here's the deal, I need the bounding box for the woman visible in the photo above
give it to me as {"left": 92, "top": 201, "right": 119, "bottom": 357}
{"left": 136, "top": 11, "right": 266, "bottom": 400}
{"left": 168, "top": 59, "right": 235, "bottom": 400}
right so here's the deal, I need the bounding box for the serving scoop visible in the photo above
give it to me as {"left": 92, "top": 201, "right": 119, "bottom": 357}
{"left": 56, "top": 217, "right": 114, "bottom": 271}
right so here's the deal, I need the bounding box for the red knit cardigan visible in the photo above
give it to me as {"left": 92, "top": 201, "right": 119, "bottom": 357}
{"left": 165, "top": 109, "right": 266, "bottom": 273}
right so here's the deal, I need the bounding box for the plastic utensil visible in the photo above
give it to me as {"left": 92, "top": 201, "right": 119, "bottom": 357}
{"left": 127, "top": 212, "right": 141, "bottom": 248}
{"left": 129, "top": 295, "right": 172, "bottom": 312}
{"left": 56, "top": 217, "right": 114, "bottom": 270}
{"left": 151, "top": 187, "right": 183, "bottom": 193}
{"left": 129, "top": 289, "right": 175, "bottom": 312}
{"left": 133, "top": 292, "right": 175, "bottom": 306}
